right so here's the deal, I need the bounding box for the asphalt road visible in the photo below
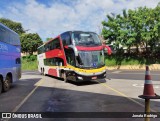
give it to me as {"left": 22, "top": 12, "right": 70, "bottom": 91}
{"left": 0, "top": 70, "right": 160, "bottom": 121}
{"left": 107, "top": 70, "right": 160, "bottom": 81}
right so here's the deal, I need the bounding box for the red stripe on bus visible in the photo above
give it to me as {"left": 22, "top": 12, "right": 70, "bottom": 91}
{"left": 48, "top": 69, "right": 57, "bottom": 77}
{"left": 45, "top": 49, "right": 64, "bottom": 58}
{"left": 76, "top": 46, "right": 103, "bottom": 51}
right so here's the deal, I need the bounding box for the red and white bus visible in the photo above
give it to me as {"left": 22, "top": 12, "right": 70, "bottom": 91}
{"left": 37, "top": 31, "right": 111, "bottom": 82}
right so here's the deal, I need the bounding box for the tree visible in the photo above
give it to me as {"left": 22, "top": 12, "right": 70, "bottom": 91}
{"left": 0, "top": 18, "right": 25, "bottom": 34}
{"left": 45, "top": 38, "right": 53, "bottom": 42}
{"left": 102, "top": 3, "right": 160, "bottom": 55}
{"left": 20, "top": 33, "right": 43, "bottom": 55}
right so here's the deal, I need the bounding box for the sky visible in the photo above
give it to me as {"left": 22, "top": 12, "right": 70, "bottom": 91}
{"left": 0, "top": 0, "right": 159, "bottom": 41}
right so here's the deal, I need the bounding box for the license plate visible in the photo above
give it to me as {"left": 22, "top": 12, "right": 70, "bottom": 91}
{"left": 92, "top": 76, "right": 97, "bottom": 80}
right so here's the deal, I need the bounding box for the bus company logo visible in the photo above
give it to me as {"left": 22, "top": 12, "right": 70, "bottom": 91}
{"left": 93, "top": 62, "right": 97, "bottom": 67}
{"left": 0, "top": 44, "right": 8, "bottom": 51}
{"left": 2, "top": 113, "right": 11, "bottom": 118}
{"left": 58, "top": 53, "right": 62, "bottom": 56}
{"left": 1, "top": 113, "right": 42, "bottom": 119}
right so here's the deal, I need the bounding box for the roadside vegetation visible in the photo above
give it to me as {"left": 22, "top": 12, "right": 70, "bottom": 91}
{"left": 0, "top": 18, "right": 43, "bottom": 55}
{"left": 0, "top": 3, "right": 160, "bottom": 70}
{"left": 21, "top": 55, "right": 37, "bottom": 70}
{"left": 102, "top": 3, "right": 160, "bottom": 66}
{"left": 105, "top": 53, "right": 160, "bottom": 67}
{"left": 0, "top": 18, "right": 43, "bottom": 71}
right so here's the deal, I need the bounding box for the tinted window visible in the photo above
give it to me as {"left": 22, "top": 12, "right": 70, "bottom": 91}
{"left": 16, "top": 58, "right": 21, "bottom": 64}
{"left": 44, "top": 57, "right": 64, "bottom": 66}
{"left": 73, "top": 32, "right": 101, "bottom": 46}
{"left": 54, "top": 38, "right": 61, "bottom": 49}
{"left": 38, "top": 46, "right": 45, "bottom": 54}
{"left": 0, "top": 24, "right": 20, "bottom": 45}
{"left": 61, "top": 32, "right": 72, "bottom": 46}
{"left": 45, "top": 38, "right": 61, "bottom": 52}
{"left": 64, "top": 49, "right": 76, "bottom": 66}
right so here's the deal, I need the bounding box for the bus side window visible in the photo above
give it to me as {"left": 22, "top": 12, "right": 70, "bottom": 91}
{"left": 38, "top": 46, "right": 44, "bottom": 54}
{"left": 55, "top": 58, "right": 64, "bottom": 66}
{"left": 61, "top": 32, "right": 71, "bottom": 46}
{"left": 66, "top": 50, "right": 76, "bottom": 66}
{"left": 45, "top": 44, "right": 49, "bottom": 52}
{"left": 0, "top": 26, "right": 6, "bottom": 43}
{"left": 16, "top": 58, "right": 21, "bottom": 64}
{"left": 54, "top": 38, "right": 61, "bottom": 49}
{"left": 51, "top": 41, "right": 54, "bottom": 50}
{"left": 44, "top": 58, "right": 64, "bottom": 66}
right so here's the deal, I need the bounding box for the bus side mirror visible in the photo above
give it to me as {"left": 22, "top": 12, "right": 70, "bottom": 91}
{"left": 103, "top": 45, "right": 112, "bottom": 55}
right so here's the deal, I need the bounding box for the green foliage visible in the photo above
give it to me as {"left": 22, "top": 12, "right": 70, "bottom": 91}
{"left": 105, "top": 54, "right": 160, "bottom": 66}
{"left": 102, "top": 3, "right": 160, "bottom": 55}
{"left": 22, "top": 55, "right": 37, "bottom": 62}
{"left": 45, "top": 38, "right": 53, "bottom": 42}
{"left": 20, "top": 33, "right": 43, "bottom": 54}
{"left": 0, "top": 18, "right": 43, "bottom": 55}
{"left": 0, "top": 18, "right": 25, "bottom": 34}
{"left": 22, "top": 56, "right": 37, "bottom": 70}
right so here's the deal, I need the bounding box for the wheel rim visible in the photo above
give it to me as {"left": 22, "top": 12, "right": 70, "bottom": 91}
{"left": 3, "top": 77, "right": 11, "bottom": 91}
{"left": 63, "top": 72, "right": 67, "bottom": 83}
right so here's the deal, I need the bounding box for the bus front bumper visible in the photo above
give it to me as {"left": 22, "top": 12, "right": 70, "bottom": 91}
{"left": 75, "top": 71, "right": 106, "bottom": 82}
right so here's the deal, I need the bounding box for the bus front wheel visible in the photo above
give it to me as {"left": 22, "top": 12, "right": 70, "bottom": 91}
{"left": 3, "top": 76, "right": 11, "bottom": 92}
{"left": 62, "top": 72, "right": 67, "bottom": 83}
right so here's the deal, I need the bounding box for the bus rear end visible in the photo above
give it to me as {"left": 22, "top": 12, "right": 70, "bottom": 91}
{"left": 0, "top": 23, "right": 21, "bottom": 93}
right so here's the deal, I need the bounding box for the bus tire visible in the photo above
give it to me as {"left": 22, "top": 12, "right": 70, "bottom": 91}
{"left": 42, "top": 68, "right": 45, "bottom": 76}
{"left": 40, "top": 68, "right": 43, "bottom": 75}
{"left": 63, "top": 72, "right": 67, "bottom": 83}
{"left": 3, "top": 75, "right": 11, "bottom": 92}
{"left": 0, "top": 79, "right": 2, "bottom": 94}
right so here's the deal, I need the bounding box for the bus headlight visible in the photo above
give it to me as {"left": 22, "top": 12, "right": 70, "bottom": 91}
{"left": 78, "top": 76, "right": 83, "bottom": 80}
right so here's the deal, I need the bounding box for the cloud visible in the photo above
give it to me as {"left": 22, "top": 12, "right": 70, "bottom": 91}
{"left": 0, "top": 0, "right": 159, "bottom": 40}
{"left": 0, "top": 14, "right": 2, "bottom": 18}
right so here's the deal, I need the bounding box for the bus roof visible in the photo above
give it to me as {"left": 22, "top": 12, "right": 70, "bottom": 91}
{"left": 61, "top": 31, "right": 97, "bottom": 34}
{"left": 37, "top": 31, "right": 97, "bottom": 49}
{"left": 0, "top": 23, "right": 19, "bottom": 36}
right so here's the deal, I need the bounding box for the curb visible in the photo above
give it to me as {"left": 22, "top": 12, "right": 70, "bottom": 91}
{"left": 107, "top": 64, "right": 160, "bottom": 70}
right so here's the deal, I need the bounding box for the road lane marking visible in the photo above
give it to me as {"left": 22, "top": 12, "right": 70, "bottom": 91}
{"left": 11, "top": 79, "right": 44, "bottom": 112}
{"left": 96, "top": 80, "right": 158, "bottom": 112}
{"left": 112, "top": 71, "right": 121, "bottom": 73}
{"left": 111, "top": 72, "right": 160, "bottom": 76}
{"left": 132, "top": 84, "right": 144, "bottom": 88}
{"left": 132, "top": 84, "right": 159, "bottom": 88}
{"left": 22, "top": 72, "right": 40, "bottom": 74}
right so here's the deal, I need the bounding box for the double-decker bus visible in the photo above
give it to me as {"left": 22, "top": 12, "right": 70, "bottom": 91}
{"left": 0, "top": 23, "right": 21, "bottom": 93}
{"left": 37, "top": 31, "right": 111, "bottom": 82}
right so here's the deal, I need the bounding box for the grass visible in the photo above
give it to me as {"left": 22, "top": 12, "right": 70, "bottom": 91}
{"left": 21, "top": 55, "right": 38, "bottom": 70}
{"left": 105, "top": 54, "right": 160, "bottom": 67}
{"left": 105, "top": 58, "right": 140, "bottom": 66}
{"left": 21, "top": 54, "right": 160, "bottom": 70}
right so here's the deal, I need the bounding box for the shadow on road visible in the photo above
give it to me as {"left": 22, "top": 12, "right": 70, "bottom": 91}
{"left": 0, "top": 78, "right": 42, "bottom": 112}
{"left": 46, "top": 74, "right": 106, "bottom": 86}
{"left": 0, "top": 76, "right": 160, "bottom": 121}
{"left": 11, "top": 86, "right": 160, "bottom": 121}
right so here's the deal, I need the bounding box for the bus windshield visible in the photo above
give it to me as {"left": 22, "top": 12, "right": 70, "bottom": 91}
{"left": 72, "top": 32, "right": 102, "bottom": 46}
{"left": 78, "top": 50, "right": 105, "bottom": 68}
